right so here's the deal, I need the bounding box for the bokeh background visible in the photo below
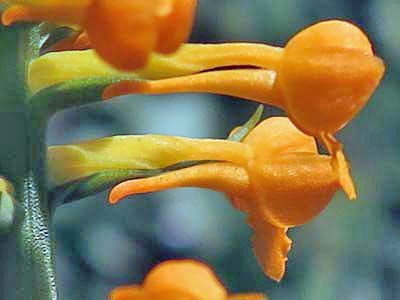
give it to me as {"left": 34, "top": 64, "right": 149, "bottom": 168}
{"left": 1, "top": 0, "right": 399, "bottom": 299}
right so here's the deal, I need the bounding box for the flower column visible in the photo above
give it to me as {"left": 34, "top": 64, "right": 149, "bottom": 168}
{"left": 0, "top": 24, "right": 57, "bottom": 300}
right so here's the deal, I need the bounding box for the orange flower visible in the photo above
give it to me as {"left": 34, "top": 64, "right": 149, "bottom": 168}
{"left": 103, "top": 20, "right": 385, "bottom": 199}
{"left": 108, "top": 117, "right": 343, "bottom": 281}
{"left": 1, "top": 0, "right": 197, "bottom": 70}
{"left": 109, "top": 260, "right": 265, "bottom": 300}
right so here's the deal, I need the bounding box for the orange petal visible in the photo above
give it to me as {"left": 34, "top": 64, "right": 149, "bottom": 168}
{"left": 247, "top": 212, "right": 292, "bottom": 282}
{"left": 242, "top": 117, "right": 317, "bottom": 158}
{"left": 228, "top": 293, "right": 266, "bottom": 300}
{"left": 109, "top": 285, "right": 147, "bottom": 300}
{"left": 2, "top": 4, "right": 85, "bottom": 26}
{"left": 103, "top": 69, "right": 281, "bottom": 106}
{"left": 85, "top": 0, "right": 158, "bottom": 71}
{"left": 143, "top": 260, "right": 227, "bottom": 300}
{"left": 320, "top": 132, "right": 357, "bottom": 200}
{"left": 108, "top": 162, "right": 250, "bottom": 204}
{"left": 155, "top": 0, "right": 197, "bottom": 54}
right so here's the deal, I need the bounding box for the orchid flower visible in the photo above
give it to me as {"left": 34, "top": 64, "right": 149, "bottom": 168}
{"left": 109, "top": 260, "right": 266, "bottom": 300}
{"left": 104, "top": 117, "right": 343, "bottom": 281}
{"left": 1, "top": 0, "right": 198, "bottom": 70}
{"left": 47, "top": 116, "right": 341, "bottom": 280}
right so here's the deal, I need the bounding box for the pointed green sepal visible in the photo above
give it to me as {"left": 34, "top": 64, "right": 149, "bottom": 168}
{"left": 29, "top": 76, "right": 129, "bottom": 117}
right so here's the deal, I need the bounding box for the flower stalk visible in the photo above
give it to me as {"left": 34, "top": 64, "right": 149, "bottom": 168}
{"left": 0, "top": 23, "right": 57, "bottom": 300}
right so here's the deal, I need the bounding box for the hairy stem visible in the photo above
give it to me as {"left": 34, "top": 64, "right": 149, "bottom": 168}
{"left": 0, "top": 24, "right": 57, "bottom": 300}
{"left": 17, "top": 118, "right": 57, "bottom": 300}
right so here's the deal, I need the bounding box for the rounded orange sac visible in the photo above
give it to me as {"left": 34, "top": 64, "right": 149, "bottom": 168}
{"left": 241, "top": 117, "right": 339, "bottom": 227}
{"left": 84, "top": 0, "right": 197, "bottom": 71}
{"left": 278, "top": 20, "right": 385, "bottom": 136}
{"left": 143, "top": 260, "right": 227, "bottom": 300}
{"left": 84, "top": 0, "right": 159, "bottom": 71}
{"left": 154, "top": 0, "right": 198, "bottom": 54}
{"left": 109, "top": 260, "right": 265, "bottom": 300}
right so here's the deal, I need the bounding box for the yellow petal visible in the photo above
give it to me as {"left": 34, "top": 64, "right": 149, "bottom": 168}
{"left": 28, "top": 50, "right": 130, "bottom": 93}
{"left": 28, "top": 43, "right": 284, "bottom": 94}
{"left": 143, "top": 260, "right": 227, "bottom": 300}
{"left": 108, "top": 162, "right": 249, "bottom": 204}
{"left": 247, "top": 212, "right": 292, "bottom": 282}
{"left": 31, "top": 45, "right": 265, "bottom": 93}
{"left": 136, "top": 43, "right": 283, "bottom": 72}
{"left": 48, "top": 135, "right": 250, "bottom": 185}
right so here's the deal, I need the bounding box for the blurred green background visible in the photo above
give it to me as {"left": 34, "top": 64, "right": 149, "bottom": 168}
{"left": 1, "top": 0, "right": 398, "bottom": 299}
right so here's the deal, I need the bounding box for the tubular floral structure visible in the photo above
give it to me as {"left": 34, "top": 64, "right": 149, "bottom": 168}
{"left": 0, "top": 1, "right": 384, "bottom": 300}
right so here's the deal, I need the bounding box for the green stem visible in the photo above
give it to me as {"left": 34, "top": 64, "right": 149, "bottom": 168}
{"left": 20, "top": 118, "right": 57, "bottom": 300}
{"left": 0, "top": 24, "right": 57, "bottom": 300}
